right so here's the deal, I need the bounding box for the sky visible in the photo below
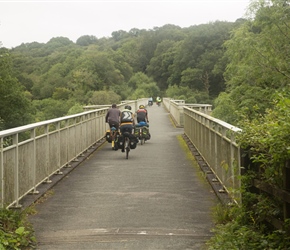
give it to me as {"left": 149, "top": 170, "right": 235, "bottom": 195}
{"left": 0, "top": 0, "right": 251, "bottom": 49}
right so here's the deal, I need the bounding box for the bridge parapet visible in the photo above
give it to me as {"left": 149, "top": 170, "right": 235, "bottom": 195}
{"left": 183, "top": 107, "right": 242, "bottom": 203}
{"left": 0, "top": 108, "right": 106, "bottom": 208}
{"left": 0, "top": 97, "right": 241, "bottom": 208}
{"left": 163, "top": 98, "right": 212, "bottom": 127}
{"left": 0, "top": 99, "right": 148, "bottom": 208}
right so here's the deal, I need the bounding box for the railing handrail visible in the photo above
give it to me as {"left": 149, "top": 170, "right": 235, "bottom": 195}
{"left": 0, "top": 108, "right": 108, "bottom": 138}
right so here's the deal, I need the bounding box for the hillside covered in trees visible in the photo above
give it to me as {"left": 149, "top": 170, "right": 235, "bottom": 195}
{"left": 0, "top": 20, "right": 237, "bottom": 130}
{"left": 0, "top": 0, "right": 289, "bottom": 131}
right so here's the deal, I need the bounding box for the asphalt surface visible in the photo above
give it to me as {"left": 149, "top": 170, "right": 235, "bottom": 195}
{"left": 28, "top": 104, "right": 219, "bottom": 250}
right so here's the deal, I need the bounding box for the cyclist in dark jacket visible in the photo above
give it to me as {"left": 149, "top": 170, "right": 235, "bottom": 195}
{"left": 105, "top": 104, "right": 121, "bottom": 130}
{"left": 118, "top": 105, "right": 138, "bottom": 152}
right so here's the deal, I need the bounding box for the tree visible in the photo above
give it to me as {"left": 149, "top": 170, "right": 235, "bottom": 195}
{"left": 146, "top": 40, "right": 179, "bottom": 91}
{"left": 32, "top": 98, "right": 75, "bottom": 121}
{"left": 127, "top": 72, "right": 151, "bottom": 89}
{"left": 76, "top": 35, "right": 98, "bottom": 46}
{"left": 88, "top": 90, "right": 121, "bottom": 105}
{"left": 213, "top": 0, "right": 290, "bottom": 124}
{"left": 130, "top": 82, "right": 160, "bottom": 99}
{"left": 168, "top": 21, "right": 237, "bottom": 97}
{"left": 0, "top": 50, "right": 33, "bottom": 129}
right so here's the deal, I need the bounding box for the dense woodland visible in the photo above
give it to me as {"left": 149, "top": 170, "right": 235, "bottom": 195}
{"left": 0, "top": 20, "right": 239, "bottom": 130}
{"left": 1, "top": 0, "right": 290, "bottom": 248}
{"left": 0, "top": 1, "right": 287, "bottom": 131}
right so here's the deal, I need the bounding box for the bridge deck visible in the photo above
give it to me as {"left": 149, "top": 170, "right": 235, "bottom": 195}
{"left": 28, "top": 104, "right": 218, "bottom": 250}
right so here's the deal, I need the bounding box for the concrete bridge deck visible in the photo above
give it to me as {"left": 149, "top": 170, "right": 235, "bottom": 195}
{"left": 28, "top": 104, "right": 218, "bottom": 250}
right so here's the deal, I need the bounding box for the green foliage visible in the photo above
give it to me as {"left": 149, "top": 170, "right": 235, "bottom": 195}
{"left": 127, "top": 72, "right": 151, "bottom": 89}
{"left": 165, "top": 84, "right": 212, "bottom": 104}
{"left": 130, "top": 82, "right": 160, "bottom": 99}
{"left": 181, "top": 68, "right": 204, "bottom": 91}
{"left": 67, "top": 103, "right": 85, "bottom": 115}
{"left": 208, "top": 90, "right": 290, "bottom": 249}
{"left": 212, "top": 92, "right": 238, "bottom": 124}
{"left": 208, "top": 188, "right": 290, "bottom": 249}
{"left": 4, "top": 20, "right": 243, "bottom": 126}
{"left": 52, "top": 87, "right": 71, "bottom": 100}
{"left": 125, "top": 72, "right": 161, "bottom": 99}
{"left": 236, "top": 91, "right": 290, "bottom": 186}
{"left": 76, "top": 35, "right": 98, "bottom": 46}
{"left": 0, "top": 49, "right": 33, "bottom": 129}
{"left": 0, "top": 208, "right": 36, "bottom": 249}
{"left": 88, "top": 90, "right": 121, "bottom": 105}
{"left": 208, "top": 219, "right": 290, "bottom": 250}
{"left": 32, "top": 98, "right": 76, "bottom": 121}
{"left": 146, "top": 40, "right": 180, "bottom": 91}
{"left": 168, "top": 21, "right": 236, "bottom": 97}
{"left": 214, "top": 0, "right": 290, "bottom": 124}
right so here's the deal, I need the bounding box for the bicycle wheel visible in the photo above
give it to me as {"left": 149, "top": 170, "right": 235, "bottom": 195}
{"left": 139, "top": 128, "right": 144, "bottom": 145}
{"left": 110, "top": 131, "right": 115, "bottom": 150}
{"left": 141, "top": 137, "right": 145, "bottom": 145}
{"left": 125, "top": 138, "right": 130, "bottom": 159}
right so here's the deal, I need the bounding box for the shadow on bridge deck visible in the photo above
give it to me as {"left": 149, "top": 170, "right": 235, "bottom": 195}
{"left": 28, "top": 103, "right": 218, "bottom": 250}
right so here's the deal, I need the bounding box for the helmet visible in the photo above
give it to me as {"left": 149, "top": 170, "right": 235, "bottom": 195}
{"left": 139, "top": 105, "right": 145, "bottom": 109}
{"left": 125, "top": 105, "right": 131, "bottom": 110}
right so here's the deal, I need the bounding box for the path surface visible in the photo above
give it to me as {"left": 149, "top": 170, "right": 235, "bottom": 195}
{"left": 29, "top": 104, "right": 218, "bottom": 250}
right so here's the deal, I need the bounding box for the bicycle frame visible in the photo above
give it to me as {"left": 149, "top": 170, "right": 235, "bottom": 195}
{"left": 137, "top": 126, "right": 145, "bottom": 145}
{"left": 110, "top": 126, "right": 117, "bottom": 150}
{"left": 135, "top": 124, "right": 148, "bottom": 145}
{"left": 124, "top": 136, "right": 130, "bottom": 159}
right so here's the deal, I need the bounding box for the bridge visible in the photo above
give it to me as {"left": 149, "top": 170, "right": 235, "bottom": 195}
{"left": 0, "top": 98, "right": 242, "bottom": 249}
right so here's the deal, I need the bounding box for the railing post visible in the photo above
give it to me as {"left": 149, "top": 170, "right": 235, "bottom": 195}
{"left": 13, "top": 133, "right": 21, "bottom": 208}
{"left": 44, "top": 125, "right": 52, "bottom": 183}
{"left": 31, "top": 128, "right": 39, "bottom": 194}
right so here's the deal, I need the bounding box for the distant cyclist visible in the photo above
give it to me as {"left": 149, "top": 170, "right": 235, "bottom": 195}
{"left": 148, "top": 97, "right": 153, "bottom": 106}
{"left": 156, "top": 96, "right": 162, "bottom": 106}
{"left": 105, "top": 103, "right": 121, "bottom": 130}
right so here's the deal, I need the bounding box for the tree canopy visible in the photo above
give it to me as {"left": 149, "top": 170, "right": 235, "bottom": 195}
{"left": 0, "top": 19, "right": 242, "bottom": 128}
{"left": 1, "top": 0, "right": 288, "bottom": 131}
{"left": 212, "top": 0, "right": 290, "bottom": 125}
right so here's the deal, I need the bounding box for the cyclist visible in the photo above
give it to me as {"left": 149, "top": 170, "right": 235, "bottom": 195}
{"left": 148, "top": 97, "right": 153, "bottom": 106}
{"left": 136, "top": 104, "right": 149, "bottom": 123}
{"left": 156, "top": 96, "right": 162, "bottom": 106}
{"left": 119, "top": 105, "right": 138, "bottom": 152}
{"left": 136, "top": 104, "right": 151, "bottom": 140}
{"left": 105, "top": 104, "right": 121, "bottom": 149}
{"left": 105, "top": 103, "right": 121, "bottom": 130}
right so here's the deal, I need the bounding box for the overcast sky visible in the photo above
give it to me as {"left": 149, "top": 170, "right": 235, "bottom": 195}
{"left": 0, "top": 0, "right": 251, "bottom": 49}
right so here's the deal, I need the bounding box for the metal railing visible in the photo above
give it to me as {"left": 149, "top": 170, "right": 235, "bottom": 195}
{"left": 0, "top": 99, "right": 148, "bottom": 208}
{"left": 0, "top": 109, "right": 108, "bottom": 208}
{"left": 163, "top": 98, "right": 212, "bottom": 127}
{"left": 183, "top": 107, "right": 242, "bottom": 202}
{"left": 163, "top": 98, "right": 242, "bottom": 202}
{"left": 1, "top": 97, "right": 242, "bottom": 208}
